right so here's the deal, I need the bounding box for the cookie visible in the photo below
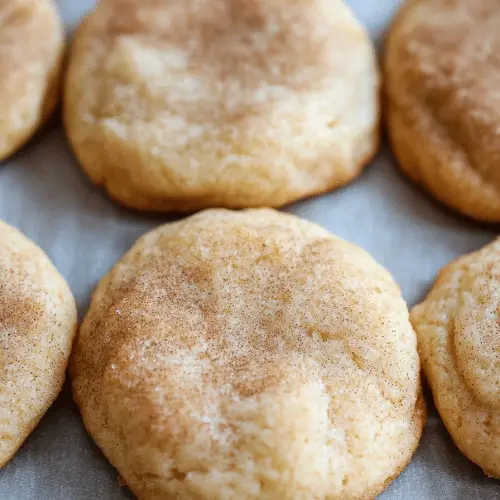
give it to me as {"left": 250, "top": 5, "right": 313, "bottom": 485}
{"left": 411, "top": 238, "right": 500, "bottom": 477}
{"left": 0, "top": 0, "right": 64, "bottom": 161}
{"left": 71, "top": 209, "right": 424, "bottom": 499}
{"left": 0, "top": 221, "right": 77, "bottom": 467}
{"left": 64, "top": 0, "right": 379, "bottom": 212}
{"left": 385, "top": 0, "right": 500, "bottom": 222}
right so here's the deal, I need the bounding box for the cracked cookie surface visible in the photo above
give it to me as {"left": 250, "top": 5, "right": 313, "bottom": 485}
{"left": 71, "top": 208, "right": 424, "bottom": 500}
{"left": 411, "top": 238, "right": 500, "bottom": 477}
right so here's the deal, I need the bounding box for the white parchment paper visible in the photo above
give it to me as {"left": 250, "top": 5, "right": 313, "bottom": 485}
{"left": 0, "top": 1, "right": 498, "bottom": 498}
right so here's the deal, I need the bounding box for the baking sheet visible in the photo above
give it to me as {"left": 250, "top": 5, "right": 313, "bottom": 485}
{"left": 0, "top": 1, "right": 498, "bottom": 498}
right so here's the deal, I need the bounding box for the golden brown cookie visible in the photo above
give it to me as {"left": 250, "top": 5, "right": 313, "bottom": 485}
{"left": 0, "top": 221, "right": 77, "bottom": 467}
{"left": 72, "top": 209, "right": 424, "bottom": 500}
{"left": 385, "top": 0, "right": 500, "bottom": 222}
{"left": 412, "top": 238, "right": 500, "bottom": 477}
{"left": 64, "top": 0, "right": 379, "bottom": 212}
{"left": 0, "top": 0, "right": 64, "bottom": 161}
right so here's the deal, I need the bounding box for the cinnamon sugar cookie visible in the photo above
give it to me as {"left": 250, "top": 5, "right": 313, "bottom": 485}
{"left": 0, "top": 221, "right": 77, "bottom": 467}
{"left": 71, "top": 209, "right": 424, "bottom": 500}
{"left": 412, "top": 238, "right": 500, "bottom": 477}
{"left": 0, "top": 0, "right": 64, "bottom": 160}
{"left": 386, "top": 0, "right": 500, "bottom": 221}
{"left": 64, "top": 0, "right": 379, "bottom": 212}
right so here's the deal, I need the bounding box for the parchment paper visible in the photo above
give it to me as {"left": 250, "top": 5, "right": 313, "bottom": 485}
{"left": 0, "top": 1, "right": 498, "bottom": 498}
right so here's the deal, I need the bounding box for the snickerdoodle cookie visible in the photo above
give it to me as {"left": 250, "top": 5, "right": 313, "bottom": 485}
{"left": 412, "top": 238, "right": 500, "bottom": 477}
{"left": 386, "top": 0, "right": 500, "bottom": 222}
{"left": 64, "top": 0, "right": 379, "bottom": 212}
{"left": 71, "top": 209, "right": 424, "bottom": 500}
{"left": 0, "top": 0, "right": 64, "bottom": 161}
{"left": 0, "top": 221, "right": 77, "bottom": 467}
